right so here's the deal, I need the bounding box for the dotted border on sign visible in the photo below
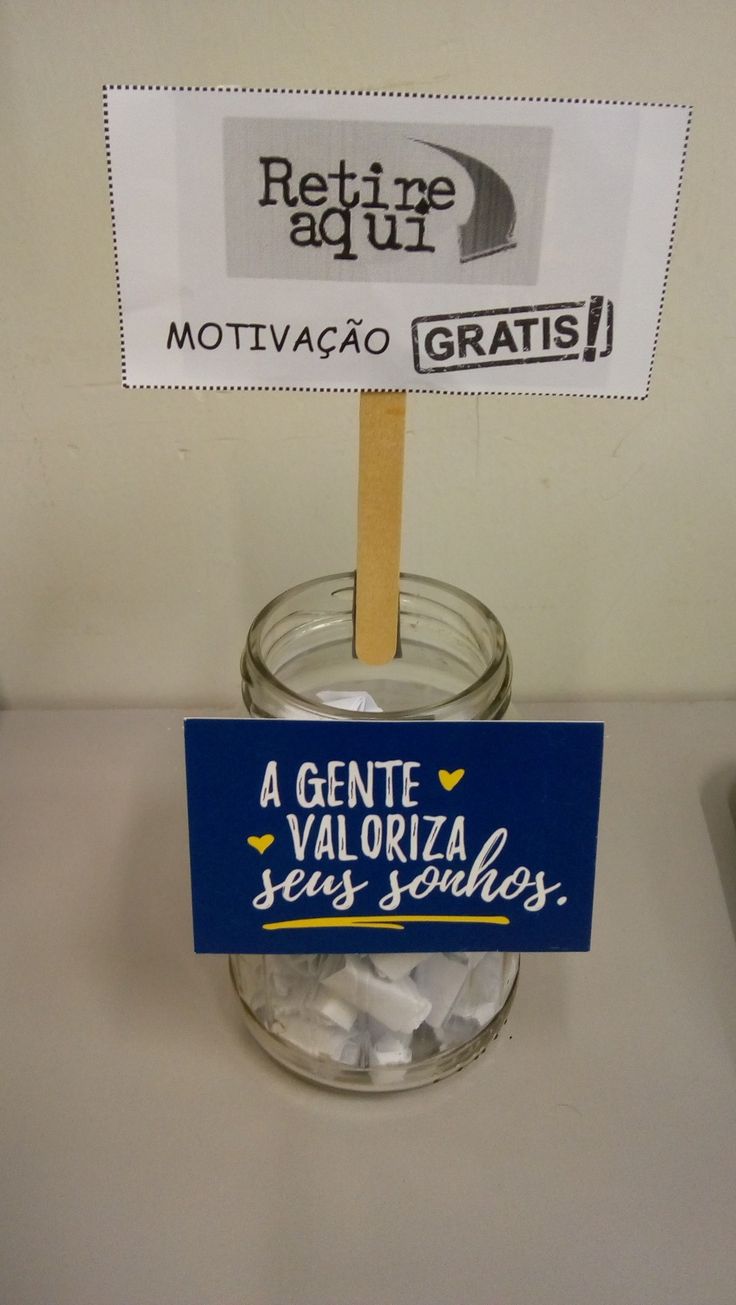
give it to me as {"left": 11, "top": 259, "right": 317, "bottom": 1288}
{"left": 102, "top": 91, "right": 127, "bottom": 380}
{"left": 102, "top": 85, "right": 691, "bottom": 108}
{"left": 119, "top": 384, "right": 645, "bottom": 399}
{"left": 102, "top": 86, "right": 693, "bottom": 399}
{"left": 642, "top": 104, "right": 692, "bottom": 399}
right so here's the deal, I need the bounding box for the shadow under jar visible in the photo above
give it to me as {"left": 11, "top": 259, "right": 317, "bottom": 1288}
{"left": 231, "top": 572, "right": 519, "bottom": 1091}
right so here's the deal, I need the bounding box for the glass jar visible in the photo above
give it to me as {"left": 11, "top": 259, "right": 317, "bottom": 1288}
{"left": 230, "top": 572, "right": 518, "bottom": 1091}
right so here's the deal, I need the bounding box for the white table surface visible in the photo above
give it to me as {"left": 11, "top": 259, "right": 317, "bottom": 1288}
{"left": 1, "top": 703, "right": 735, "bottom": 1305}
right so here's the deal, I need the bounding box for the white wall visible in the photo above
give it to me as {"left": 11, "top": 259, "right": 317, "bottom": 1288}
{"left": 2, "top": 0, "right": 734, "bottom": 706}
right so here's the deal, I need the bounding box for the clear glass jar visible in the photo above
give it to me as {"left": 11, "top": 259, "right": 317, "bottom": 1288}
{"left": 230, "top": 572, "right": 519, "bottom": 1091}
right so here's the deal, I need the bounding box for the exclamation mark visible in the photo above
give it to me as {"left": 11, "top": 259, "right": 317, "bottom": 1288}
{"left": 599, "top": 300, "right": 614, "bottom": 359}
{"left": 583, "top": 295, "right": 604, "bottom": 362}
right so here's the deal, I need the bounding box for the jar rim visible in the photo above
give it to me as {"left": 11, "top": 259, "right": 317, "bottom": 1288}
{"left": 243, "top": 571, "right": 511, "bottom": 720}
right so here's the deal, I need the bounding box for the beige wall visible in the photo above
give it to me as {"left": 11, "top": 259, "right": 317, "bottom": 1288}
{"left": 1, "top": 0, "right": 734, "bottom": 706}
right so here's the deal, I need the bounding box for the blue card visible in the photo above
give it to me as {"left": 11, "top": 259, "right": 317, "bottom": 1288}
{"left": 184, "top": 719, "right": 603, "bottom": 953}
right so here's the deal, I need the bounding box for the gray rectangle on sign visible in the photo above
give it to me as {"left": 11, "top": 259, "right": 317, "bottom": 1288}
{"left": 223, "top": 118, "right": 552, "bottom": 286}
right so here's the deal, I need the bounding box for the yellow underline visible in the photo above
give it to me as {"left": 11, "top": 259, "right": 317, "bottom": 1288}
{"left": 263, "top": 914, "right": 510, "bottom": 932}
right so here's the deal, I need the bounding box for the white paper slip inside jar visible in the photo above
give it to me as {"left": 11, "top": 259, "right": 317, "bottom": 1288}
{"left": 412, "top": 954, "right": 470, "bottom": 1030}
{"left": 368, "top": 953, "right": 432, "bottom": 981}
{"left": 323, "top": 957, "right": 432, "bottom": 1034}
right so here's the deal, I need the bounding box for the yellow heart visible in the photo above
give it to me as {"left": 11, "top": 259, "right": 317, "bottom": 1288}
{"left": 439, "top": 768, "right": 465, "bottom": 791}
{"left": 247, "top": 834, "right": 275, "bottom": 854}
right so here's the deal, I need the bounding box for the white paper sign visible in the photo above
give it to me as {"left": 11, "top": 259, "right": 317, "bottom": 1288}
{"left": 104, "top": 87, "right": 690, "bottom": 398}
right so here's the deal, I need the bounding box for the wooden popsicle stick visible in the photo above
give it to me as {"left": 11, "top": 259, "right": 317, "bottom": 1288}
{"left": 355, "top": 391, "right": 407, "bottom": 664}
